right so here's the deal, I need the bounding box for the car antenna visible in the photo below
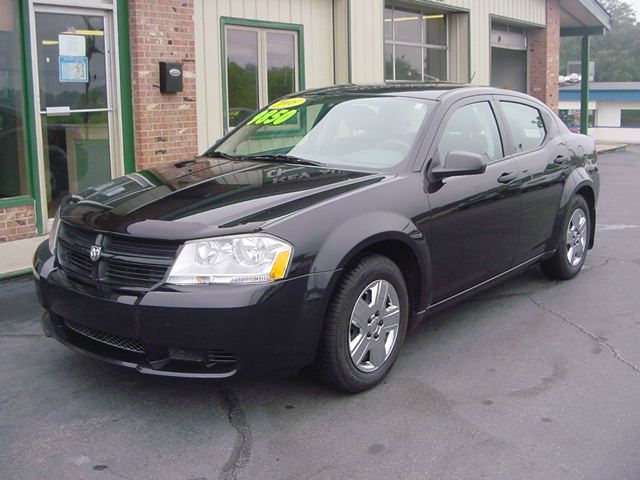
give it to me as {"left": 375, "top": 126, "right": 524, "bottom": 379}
{"left": 469, "top": 71, "right": 477, "bottom": 83}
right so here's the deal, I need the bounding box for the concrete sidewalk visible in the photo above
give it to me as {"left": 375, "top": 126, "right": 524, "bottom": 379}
{"left": 0, "top": 235, "right": 47, "bottom": 279}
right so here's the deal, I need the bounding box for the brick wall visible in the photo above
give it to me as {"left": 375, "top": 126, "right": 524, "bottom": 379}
{"left": 528, "top": 0, "right": 561, "bottom": 112}
{"left": 0, "top": 205, "right": 37, "bottom": 243}
{"left": 129, "top": 0, "right": 198, "bottom": 171}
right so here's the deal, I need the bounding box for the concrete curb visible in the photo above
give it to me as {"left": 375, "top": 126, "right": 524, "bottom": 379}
{"left": 0, "top": 268, "right": 32, "bottom": 282}
{"left": 596, "top": 144, "right": 627, "bottom": 154}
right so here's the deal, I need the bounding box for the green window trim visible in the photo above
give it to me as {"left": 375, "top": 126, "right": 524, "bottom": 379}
{"left": 117, "top": 0, "right": 136, "bottom": 174}
{"left": 220, "top": 16, "right": 306, "bottom": 134}
{"left": 14, "top": 0, "right": 43, "bottom": 234}
{"left": 0, "top": 196, "right": 35, "bottom": 210}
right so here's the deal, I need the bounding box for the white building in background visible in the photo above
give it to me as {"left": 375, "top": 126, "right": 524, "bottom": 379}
{"left": 560, "top": 82, "right": 640, "bottom": 143}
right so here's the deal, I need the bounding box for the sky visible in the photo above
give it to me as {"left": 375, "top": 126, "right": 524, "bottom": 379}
{"left": 625, "top": 0, "right": 640, "bottom": 17}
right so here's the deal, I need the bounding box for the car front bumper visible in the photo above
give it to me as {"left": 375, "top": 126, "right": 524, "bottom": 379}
{"left": 33, "top": 241, "right": 337, "bottom": 378}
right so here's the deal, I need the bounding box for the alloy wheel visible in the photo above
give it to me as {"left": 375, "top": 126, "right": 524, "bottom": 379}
{"left": 348, "top": 279, "right": 401, "bottom": 372}
{"left": 566, "top": 208, "right": 588, "bottom": 267}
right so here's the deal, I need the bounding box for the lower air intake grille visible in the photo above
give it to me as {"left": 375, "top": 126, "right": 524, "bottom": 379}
{"left": 65, "top": 320, "right": 145, "bottom": 354}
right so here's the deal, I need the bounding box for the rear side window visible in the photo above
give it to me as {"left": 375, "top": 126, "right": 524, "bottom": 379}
{"left": 437, "top": 101, "right": 503, "bottom": 163}
{"left": 500, "top": 101, "right": 546, "bottom": 153}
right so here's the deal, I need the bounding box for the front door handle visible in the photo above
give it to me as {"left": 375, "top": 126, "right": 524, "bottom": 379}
{"left": 497, "top": 172, "right": 517, "bottom": 184}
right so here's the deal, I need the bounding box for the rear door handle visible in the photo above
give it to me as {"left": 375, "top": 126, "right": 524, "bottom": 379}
{"left": 554, "top": 155, "right": 570, "bottom": 164}
{"left": 497, "top": 172, "right": 517, "bottom": 184}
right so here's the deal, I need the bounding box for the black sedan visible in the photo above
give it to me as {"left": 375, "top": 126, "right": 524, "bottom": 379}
{"left": 33, "top": 84, "right": 599, "bottom": 392}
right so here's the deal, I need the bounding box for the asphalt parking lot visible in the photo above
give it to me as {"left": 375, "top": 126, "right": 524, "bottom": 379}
{"left": 2, "top": 147, "right": 640, "bottom": 480}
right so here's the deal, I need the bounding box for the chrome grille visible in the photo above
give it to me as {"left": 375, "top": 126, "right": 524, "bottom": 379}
{"left": 65, "top": 319, "right": 145, "bottom": 354}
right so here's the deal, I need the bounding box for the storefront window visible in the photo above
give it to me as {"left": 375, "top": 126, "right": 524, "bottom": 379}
{"left": 226, "top": 29, "right": 259, "bottom": 128}
{"left": 34, "top": 10, "right": 113, "bottom": 216}
{"left": 225, "top": 25, "right": 299, "bottom": 129}
{"left": 0, "top": 0, "right": 30, "bottom": 199}
{"left": 620, "top": 110, "right": 640, "bottom": 128}
{"left": 559, "top": 109, "right": 596, "bottom": 130}
{"left": 384, "top": 4, "right": 448, "bottom": 82}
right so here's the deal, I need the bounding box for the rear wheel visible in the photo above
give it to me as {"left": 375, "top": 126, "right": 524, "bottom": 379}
{"left": 316, "top": 254, "right": 409, "bottom": 393}
{"left": 541, "top": 195, "right": 590, "bottom": 280}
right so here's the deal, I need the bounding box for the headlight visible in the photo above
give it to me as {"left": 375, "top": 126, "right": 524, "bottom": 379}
{"left": 48, "top": 209, "right": 61, "bottom": 254}
{"left": 167, "top": 234, "right": 293, "bottom": 285}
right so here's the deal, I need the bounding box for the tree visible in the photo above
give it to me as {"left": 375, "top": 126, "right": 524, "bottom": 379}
{"left": 560, "top": 0, "right": 640, "bottom": 81}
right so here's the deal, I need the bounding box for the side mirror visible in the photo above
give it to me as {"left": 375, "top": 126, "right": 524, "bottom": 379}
{"left": 430, "top": 150, "right": 486, "bottom": 179}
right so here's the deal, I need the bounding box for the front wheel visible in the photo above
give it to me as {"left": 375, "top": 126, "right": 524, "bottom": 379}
{"left": 315, "top": 254, "right": 409, "bottom": 393}
{"left": 541, "top": 195, "right": 591, "bottom": 280}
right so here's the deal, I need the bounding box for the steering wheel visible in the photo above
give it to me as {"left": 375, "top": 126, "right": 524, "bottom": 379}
{"left": 377, "top": 139, "right": 411, "bottom": 154}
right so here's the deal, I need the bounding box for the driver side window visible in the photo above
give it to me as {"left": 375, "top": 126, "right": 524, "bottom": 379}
{"left": 438, "top": 101, "right": 503, "bottom": 163}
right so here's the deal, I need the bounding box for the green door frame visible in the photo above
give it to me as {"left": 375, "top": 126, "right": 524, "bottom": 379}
{"left": 117, "top": 0, "right": 136, "bottom": 175}
{"left": 0, "top": 0, "right": 135, "bottom": 236}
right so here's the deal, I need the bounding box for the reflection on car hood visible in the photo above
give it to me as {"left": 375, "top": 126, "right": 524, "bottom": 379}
{"left": 60, "top": 157, "right": 383, "bottom": 240}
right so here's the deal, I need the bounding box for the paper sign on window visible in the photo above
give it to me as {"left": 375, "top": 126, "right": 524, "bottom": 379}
{"left": 59, "top": 56, "right": 88, "bottom": 83}
{"left": 58, "top": 34, "right": 86, "bottom": 56}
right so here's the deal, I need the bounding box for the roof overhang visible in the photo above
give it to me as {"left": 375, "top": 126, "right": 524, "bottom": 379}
{"left": 559, "top": 0, "right": 611, "bottom": 36}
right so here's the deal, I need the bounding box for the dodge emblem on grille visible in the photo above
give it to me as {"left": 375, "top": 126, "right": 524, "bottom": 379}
{"left": 89, "top": 245, "right": 102, "bottom": 262}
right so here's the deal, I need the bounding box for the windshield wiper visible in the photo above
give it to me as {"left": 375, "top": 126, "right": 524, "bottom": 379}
{"left": 204, "top": 150, "right": 239, "bottom": 160}
{"left": 205, "top": 151, "right": 323, "bottom": 167}
{"left": 244, "top": 154, "right": 324, "bottom": 166}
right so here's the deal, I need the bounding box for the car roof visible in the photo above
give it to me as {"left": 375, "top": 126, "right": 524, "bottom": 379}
{"left": 296, "top": 83, "right": 524, "bottom": 101}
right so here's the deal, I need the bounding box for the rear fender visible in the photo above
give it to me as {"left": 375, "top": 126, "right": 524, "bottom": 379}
{"left": 547, "top": 167, "right": 596, "bottom": 252}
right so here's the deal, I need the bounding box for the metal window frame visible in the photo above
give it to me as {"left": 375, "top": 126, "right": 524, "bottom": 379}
{"left": 383, "top": 4, "right": 449, "bottom": 82}
{"left": 27, "top": 2, "right": 124, "bottom": 226}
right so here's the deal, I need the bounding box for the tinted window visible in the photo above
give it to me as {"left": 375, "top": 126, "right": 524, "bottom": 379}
{"left": 501, "top": 102, "right": 546, "bottom": 152}
{"left": 438, "top": 102, "right": 503, "bottom": 163}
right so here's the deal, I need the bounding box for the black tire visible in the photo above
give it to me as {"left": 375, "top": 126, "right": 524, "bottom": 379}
{"left": 315, "top": 254, "right": 409, "bottom": 393}
{"left": 540, "top": 194, "right": 591, "bottom": 280}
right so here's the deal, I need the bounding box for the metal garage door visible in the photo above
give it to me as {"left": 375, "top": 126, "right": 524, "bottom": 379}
{"left": 490, "top": 24, "right": 527, "bottom": 93}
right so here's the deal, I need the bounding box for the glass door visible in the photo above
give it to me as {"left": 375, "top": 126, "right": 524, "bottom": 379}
{"left": 33, "top": 6, "right": 117, "bottom": 217}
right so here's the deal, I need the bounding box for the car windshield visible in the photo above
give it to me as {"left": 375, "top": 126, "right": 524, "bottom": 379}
{"left": 210, "top": 95, "right": 435, "bottom": 171}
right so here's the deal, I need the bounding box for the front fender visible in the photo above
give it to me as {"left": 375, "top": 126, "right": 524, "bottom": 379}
{"left": 312, "top": 211, "right": 432, "bottom": 312}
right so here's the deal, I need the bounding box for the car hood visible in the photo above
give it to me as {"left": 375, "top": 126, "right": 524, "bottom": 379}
{"left": 60, "top": 157, "right": 384, "bottom": 240}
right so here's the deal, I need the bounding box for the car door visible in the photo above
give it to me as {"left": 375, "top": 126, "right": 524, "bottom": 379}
{"left": 495, "top": 97, "right": 568, "bottom": 264}
{"left": 421, "top": 97, "right": 521, "bottom": 302}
